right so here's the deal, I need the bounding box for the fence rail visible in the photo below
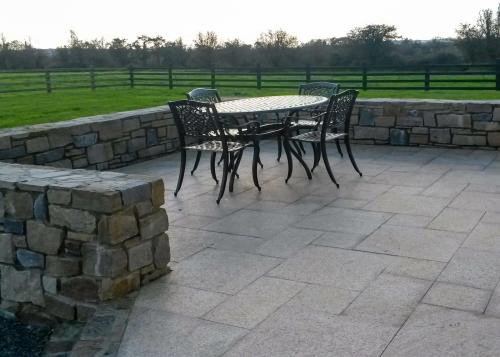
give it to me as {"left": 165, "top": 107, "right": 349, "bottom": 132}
{"left": 0, "top": 62, "right": 499, "bottom": 94}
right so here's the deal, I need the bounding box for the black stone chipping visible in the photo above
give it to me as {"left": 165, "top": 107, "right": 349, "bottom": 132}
{"left": 0, "top": 316, "right": 52, "bottom": 357}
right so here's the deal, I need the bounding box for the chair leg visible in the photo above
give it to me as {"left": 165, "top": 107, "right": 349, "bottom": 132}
{"left": 174, "top": 149, "right": 187, "bottom": 196}
{"left": 217, "top": 153, "right": 230, "bottom": 204}
{"left": 191, "top": 151, "right": 201, "bottom": 175}
{"left": 320, "top": 143, "right": 339, "bottom": 188}
{"left": 335, "top": 139, "right": 344, "bottom": 157}
{"left": 296, "top": 129, "right": 306, "bottom": 154}
{"left": 229, "top": 150, "right": 244, "bottom": 192}
{"left": 345, "top": 136, "right": 362, "bottom": 177}
{"left": 229, "top": 152, "right": 235, "bottom": 172}
{"left": 292, "top": 141, "right": 302, "bottom": 157}
{"left": 290, "top": 141, "right": 312, "bottom": 179}
{"left": 283, "top": 136, "right": 293, "bottom": 183}
{"left": 311, "top": 143, "right": 321, "bottom": 172}
{"left": 257, "top": 155, "right": 264, "bottom": 169}
{"left": 210, "top": 152, "right": 219, "bottom": 184}
{"left": 252, "top": 141, "right": 262, "bottom": 191}
{"left": 276, "top": 135, "right": 282, "bottom": 162}
{"left": 217, "top": 155, "right": 223, "bottom": 166}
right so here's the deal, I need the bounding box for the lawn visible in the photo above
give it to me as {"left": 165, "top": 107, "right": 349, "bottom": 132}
{"left": 0, "top": 86, "right": 499, "bottom": 129}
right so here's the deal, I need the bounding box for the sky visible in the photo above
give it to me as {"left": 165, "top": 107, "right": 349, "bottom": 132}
{"left": 1, "top": 0, "right": 499, "bottom": 48}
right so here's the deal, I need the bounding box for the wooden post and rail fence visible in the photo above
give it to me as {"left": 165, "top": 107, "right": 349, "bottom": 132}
{"left": 0, "top": 60, "right": 499, "bottom": 94}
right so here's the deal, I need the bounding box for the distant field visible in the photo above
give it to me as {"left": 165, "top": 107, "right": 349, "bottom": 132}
{"left": 1, "top": 86, "right": 499, "bottom": 129}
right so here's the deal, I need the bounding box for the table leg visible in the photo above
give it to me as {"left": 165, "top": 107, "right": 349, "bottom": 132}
{"left": 252, "top": 141, "right": 262, "bottom": 191}
{"left": 283, "top": 136, "right": 293, "bottom": 183}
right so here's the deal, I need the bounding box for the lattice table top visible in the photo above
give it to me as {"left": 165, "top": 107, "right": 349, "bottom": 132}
{"left": 215, "top": 95, "right": 328, "bottom": 115}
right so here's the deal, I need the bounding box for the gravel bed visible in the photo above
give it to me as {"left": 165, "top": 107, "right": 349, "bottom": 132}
{"left": 0, "top": 316, "right": 52, "bottom": 357}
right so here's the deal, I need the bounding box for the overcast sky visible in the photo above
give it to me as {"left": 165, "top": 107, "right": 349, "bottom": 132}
{"left": 1, "top": 0, "right": 498, "bottom": 48}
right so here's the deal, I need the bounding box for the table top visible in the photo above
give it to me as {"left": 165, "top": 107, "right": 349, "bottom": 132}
{"left": 215, "top": 95, "right": 328, "bottom": 115}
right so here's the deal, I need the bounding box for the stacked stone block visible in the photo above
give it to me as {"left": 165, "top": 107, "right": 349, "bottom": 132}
{"left": 0, "top": 163, "right": 170, "bottom": 321}
{"left": 0, "top": 106, "right": 178, "bottom": 170}
{"left": 351, "top": 100, "right": 500, "bottom": 148}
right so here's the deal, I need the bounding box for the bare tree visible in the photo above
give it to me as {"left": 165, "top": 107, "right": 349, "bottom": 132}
{"left": 255, "top": 29, "right": 298, "bottom": 67}
{"left": 456, "top": 3, "right": 500, "bottom": 62}
{"left": 346, "top": 25, "right": 400, "bottom": 65}
{"left": 193, "top": 31, "right": 219, "bottom": 67}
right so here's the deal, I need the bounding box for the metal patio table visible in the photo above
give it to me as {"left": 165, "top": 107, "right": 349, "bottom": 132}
{"left": 214, "top": 95, "right": 328, "bottom": 189}
{"left": 215, "top": 95, "right": 328, "bottom": 116}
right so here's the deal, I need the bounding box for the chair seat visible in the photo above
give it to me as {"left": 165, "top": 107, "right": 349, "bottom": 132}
{"left": 184, "top": 140, "right": 249, "bottom": 152}
{"left": 291, "top": 119, "right": 317, "bottom": 128}
{"left": 290, "top": 131, "right": 346, "bottom": 143}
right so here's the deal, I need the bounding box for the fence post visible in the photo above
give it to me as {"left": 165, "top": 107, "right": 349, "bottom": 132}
{"left": 362, "top": 65, "right": 368, "bottom": 91}
{"left": 306, "top": 64, "right": 311, "bottom": 83}
{"left": 45, "top": 70, "right": 52, "bottom": 93}
{"left": 210, "top": 67, "right": 216, "bottom": 89}
{"left": 90, "top": 67, "right": 96, "bottom": 90}
{"left": 256, "top": 64, "right": 262, "bottom": 89}
{"left": 424, "top": 65, "right": 430, "bottom": 91}
{"left": 168, "top": 66, "right": 173, "bottom": 89}
{"left": 129, "top": 66, "right": 135, "bottom": 88}
{"left": 496, "top": 59, "right": 500, "bottom": 91}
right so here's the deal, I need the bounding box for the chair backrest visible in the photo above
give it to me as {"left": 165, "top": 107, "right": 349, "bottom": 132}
{"left": 298, "top": 82, "right": 340, "bottom": 97}
{"left": 186, "top": 88, "right": 222, "bottom": 103}
{"left": 321, "top": 89, "right": 359, "bottom": 137}
{"left": 168, "top": 100, "right": 228, "bottom": 148}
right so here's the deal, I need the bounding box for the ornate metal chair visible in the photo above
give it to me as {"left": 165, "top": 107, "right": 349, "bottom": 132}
{"left": 277, "top": 82, "right": 340, "bottom": 161}
{"left": 187, "top": 88, "right": 262, "bottom": 172}
{"left": 169, "top": 100, "right": 251, "bottom": 204}
{"left": 187, "top": 88, "right": 222, "bottom": 104}
{"left": 295, "top": 82, "right": 342, "bottom": 157}
{"left": 297, "top": 82, "right": 340, "bottom": 127}
{"left": 186, "top": 88, "right": 222, "bottom": 175}
{"left": 287, "top": 89, "right": 361, "bottom": 187}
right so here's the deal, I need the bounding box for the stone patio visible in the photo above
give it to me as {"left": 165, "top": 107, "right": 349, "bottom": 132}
{"left": 115, "top": 142, "right": 500, "bottom": 357}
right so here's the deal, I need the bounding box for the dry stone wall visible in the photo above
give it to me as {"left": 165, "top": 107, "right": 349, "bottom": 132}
{"left": 351, "top": 99, "right": 500, "bottom": 148}
{"left": 2, "top": 100, "right": 500, "bottom": 169}
{"left": 0, "top": 106, "right": 178, "bottom": 170}
{"left": 0, "top": 163, "right": 170, "bottom": 321}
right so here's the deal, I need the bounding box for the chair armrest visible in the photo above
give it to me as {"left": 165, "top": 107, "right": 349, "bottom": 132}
{"left": 232, "top": 120, "right": 260, "bottom": 129}
{"left": 284, "top": 112, "right": 326, "bottom": 128}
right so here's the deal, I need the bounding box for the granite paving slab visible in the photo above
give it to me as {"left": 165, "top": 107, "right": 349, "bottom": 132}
{"left": 118, "top": 307, "right": 247, "bottom": 357}
{"left": 382, "top": 304, "right": 500, "bottom": 357}
{"left": 165, "top": 248, "right": 282, "bottom": 294}
{"left": 267, "top": 246, "right": 394, "bottom": 291}
{"left": 204, "top": 209, "right": 302, "bottom": 238}
{"left": 422, "top": 282, "right": 490, "bottom": 313}
{"left": 295, "top": 206, "right": 392, "bottom": 235}
{"left": 357, "top": 225, "right": 466, "bottom": 262}
{"left": 437, "top": 247, "right": 500, "bottom": 290}
{"left": 204, "top": 276, "right": 305, "bottom": 329}
{"left": 343, "top": 274, "right": 431, "bottom": 327}
{"left": 363, "top": 192, "right": 450, "bottom": 216}
{"left": 224, "top": 303, "right": 398, "bottom": 357}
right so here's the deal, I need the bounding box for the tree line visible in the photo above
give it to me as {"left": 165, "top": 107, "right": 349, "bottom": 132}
{"left": 0, "top": 3, "right": 498, "bottom": 70}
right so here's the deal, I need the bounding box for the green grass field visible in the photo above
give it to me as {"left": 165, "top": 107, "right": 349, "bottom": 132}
{"left": 1, "top": 86, "right": 499, "bottom": 129}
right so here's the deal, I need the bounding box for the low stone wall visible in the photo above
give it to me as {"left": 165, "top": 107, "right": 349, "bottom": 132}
{"left": 0, "top": 163, "right": 170, "bottom": 321}
{"left": 351, "top": 99, "right": 500, "bottom": 148}
{"left": 0, "top": 106, "right": 177, "bottom": 170}
{"left": 2, "top": 100, "right": 500, "bottom": 165}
